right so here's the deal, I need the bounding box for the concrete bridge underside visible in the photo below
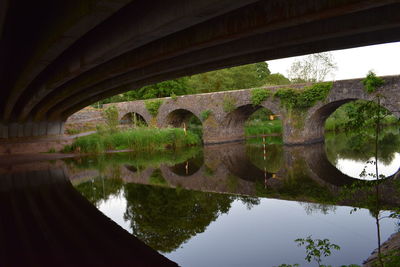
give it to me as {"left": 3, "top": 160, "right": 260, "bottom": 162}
{"left": 1, "top": 0, "right": 400, "bottom": 146}
{"left": 111, "top": 75, "right": 400, "bottom": 145}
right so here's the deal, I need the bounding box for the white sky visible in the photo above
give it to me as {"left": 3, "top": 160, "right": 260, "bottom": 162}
{"left": 267, "top": 41, "right": 400, "bottom": 81}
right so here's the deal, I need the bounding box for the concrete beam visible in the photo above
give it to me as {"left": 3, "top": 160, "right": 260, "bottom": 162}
{"left": 16, "top": 0, "right": 258, "bottom": 121}
{"left": 3, "top": 0, "right": 132, "bottom": 121}
{"left": 59, "top": 26, "right": 400, "bottom": 119}
{"left": 24, "top": 0, "right": 399, "bottom": 121}
{"left": 45, "top": 3, "right": 400, "bottom": 119}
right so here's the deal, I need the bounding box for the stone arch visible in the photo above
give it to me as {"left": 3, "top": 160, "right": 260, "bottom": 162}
{"left": 304, "top": 98, "right": 399, "bottom": 143}
{"left": 219, "top": 103, "right": 282, "bottom": 142}
{"left": 157, "top": 107, "right": 202, "bottom": 130}
{"left": 120, "top": 112, "right": 148, "bottom": 126}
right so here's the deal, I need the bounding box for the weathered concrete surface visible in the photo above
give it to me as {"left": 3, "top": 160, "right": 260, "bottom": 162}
{"left": 2, "top": 0, "right": 400, "bottom": 145}
{"left": 109, "top": 75, "right": 400, "bottom": 145}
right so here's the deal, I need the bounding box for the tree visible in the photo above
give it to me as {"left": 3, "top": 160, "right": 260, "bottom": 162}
{"left": 287, "top": 52, "right": 337, "bottom": 83}
{"left": 264, "top": 73, "right": 291, "bottom": 86}
{"left": 188, "top": 62, "right": 271, "bottom": 93}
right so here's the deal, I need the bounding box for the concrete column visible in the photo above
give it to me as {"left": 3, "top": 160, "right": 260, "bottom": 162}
{"left": 0, "top": 123, "right": 8, "bottom": 139}
{"left": 8, "top": 123, "right": 19, "bottom": 138}
{"left": 23, "top": 121, "right": 34, "bottom": 137}
{"left": 47, "top": 121, "right": 63, "bottom": 136}
{"left": 1, "top": 121, "right": 65, "bottom": 139}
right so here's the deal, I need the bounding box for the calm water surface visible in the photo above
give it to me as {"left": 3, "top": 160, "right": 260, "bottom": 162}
{"left": 65, "top": 127, "right": 400, "bottom": 266}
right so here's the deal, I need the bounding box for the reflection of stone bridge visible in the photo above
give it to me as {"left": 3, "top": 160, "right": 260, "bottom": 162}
{"left": 66, "top": 142, "right": 400, "bottom": 208}
{"left": 109, "top": 76, "right": 400, "bottom": 144}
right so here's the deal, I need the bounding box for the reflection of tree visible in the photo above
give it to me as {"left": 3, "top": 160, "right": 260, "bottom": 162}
{"left": 325, "top": 127, "right": 400, "bottom": 165}
{"left": 123, "top": 183, "right": 235, "bottom": 253}
{"left": 74, "top": 176, "right": 124, "bottom": 207}
{"left": 237, "top": 195, "right": 261, "bottom": 210}
{"left": 299, "top": 202, "right": 337, "bottom": 215}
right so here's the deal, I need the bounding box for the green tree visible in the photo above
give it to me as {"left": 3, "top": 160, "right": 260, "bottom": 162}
{"left": 264, "top": 73, "right": 291, "bottom": 85}
{"left": 188, "top": 62, "right": 271, "bottom": 93}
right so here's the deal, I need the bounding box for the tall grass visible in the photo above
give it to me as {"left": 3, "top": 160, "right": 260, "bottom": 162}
{"left": 245, "top": 120, "right": 282, "bottom": 137}
{"left": 63, "top": 127, "right": 201, "bottom": 153}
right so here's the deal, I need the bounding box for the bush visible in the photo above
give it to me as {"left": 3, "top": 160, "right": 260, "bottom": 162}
{"left": 102, "top": 105, "right": 119, "bottom": 132}
{"left": 170, "top": 92, "right": 178, "bottom": 101}
{"left": 251, "top": 88, "right": 271, "bottom": 106}
{"left": 145, "top": 100, "right": 163, "bottom": 116}
{"left": 200, "top": 110, "right": 212, "bottom": 121}
{"left": 362, "top": 71, "right": 384, "bottom": 93}
{"left": 274, "top": 82, "right": 332, "bottom": 110}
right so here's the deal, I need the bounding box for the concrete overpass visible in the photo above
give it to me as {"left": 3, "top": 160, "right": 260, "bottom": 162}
{"left": 1, "top": 0, "right": 400, "bottom": 146}
{"left": 109, "top": 75, "right": 400, "bottom": 144}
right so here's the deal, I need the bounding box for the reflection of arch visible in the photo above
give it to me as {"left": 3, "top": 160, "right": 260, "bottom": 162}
{"left": 164, "top": 108, "right": 201, "bottom": 128}
{"left": 222, "top": 147, "right": 273, "bottom": 182}
{"left": 120, "top": 112, "right": 148, "bottom": 126}
{"left": 168, "top": 155, "right": 204, "bottom": 176}
{"left": 302, "top": 143, "right": 394, "bottom": 186}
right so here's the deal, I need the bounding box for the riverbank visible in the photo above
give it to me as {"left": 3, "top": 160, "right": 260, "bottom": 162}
{"left": 62, "top": 127, "right": 201, "bottom": 153}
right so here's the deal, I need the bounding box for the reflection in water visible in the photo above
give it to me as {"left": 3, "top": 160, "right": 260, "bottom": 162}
{"left": 65, "top": 135, "right": 400, "bottom": 266}
{"left": 325, "top": 126, "right": 400, "bottom": 179}
{"left": 0, "top": 167, "right": 177, "bottom": 267}
{"left": 2, "top": 129, "right": 399, "bottom": 266}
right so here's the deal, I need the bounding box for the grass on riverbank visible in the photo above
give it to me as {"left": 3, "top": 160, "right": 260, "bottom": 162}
{"left": 63, "top": 127, "right": 201, "bottom": 153}
{"left": 245, "top": 119, "right": 282, "bottom": 137}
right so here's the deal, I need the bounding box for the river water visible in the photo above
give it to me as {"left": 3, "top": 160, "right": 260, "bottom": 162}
{"left": 1, "top": 128, "right": 399, "bottom": 266}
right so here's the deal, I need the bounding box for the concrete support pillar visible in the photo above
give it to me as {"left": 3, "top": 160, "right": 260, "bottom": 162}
{"left": 0, "top": 123, "right": 8, "bottom": 139}
{"left": 0, "top": 121, "right": 65, "bottom": 139}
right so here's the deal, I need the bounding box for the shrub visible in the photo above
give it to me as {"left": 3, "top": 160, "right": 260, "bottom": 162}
{"left": 200, "top": 110, "right": 212, "bottom": 121}
{"left": 145, "top": 100, "right": 163, "bottom": 116}
{"left": 170, "top": 92, "right": 178, "bottom": 101}
{"left": 274, "top": 82, "right": 332, "bottom": 110}
{"left": 251, "top": 88, "right": 271, "bottom": 106}
{"left": 223, "top": 95, "right": 236, "bottom": 113}
{"left": 362, "top": 71, "right": 384, "bottom": 93}
{"left": 102, "top": 105, "right": 119, "bottom": 132}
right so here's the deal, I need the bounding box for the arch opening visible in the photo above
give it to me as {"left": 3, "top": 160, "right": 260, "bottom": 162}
{"left": 319, "top": 99, "right": 400, "bottom": 180}
{"left": 165, "top": 109, "right": 202, "bottom": 139}
{"left": 223, "top": 104, "right": 282, "bottom": 144}
{"left": 120, "top": 112, "right": 148, "bottom": 127}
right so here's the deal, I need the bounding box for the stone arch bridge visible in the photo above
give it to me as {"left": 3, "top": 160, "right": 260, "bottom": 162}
{"left": 107, "top": 75, "right": 400, "bottom": 145}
